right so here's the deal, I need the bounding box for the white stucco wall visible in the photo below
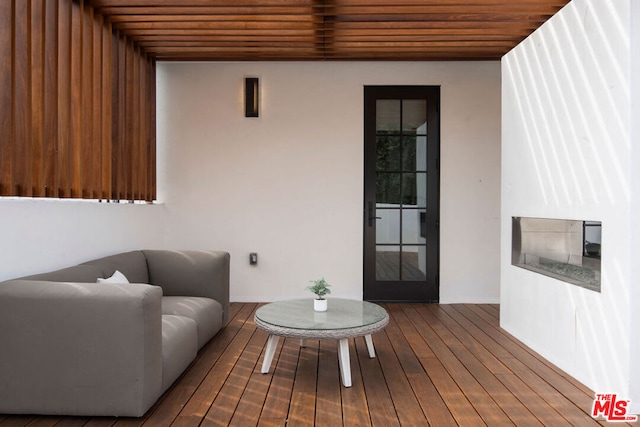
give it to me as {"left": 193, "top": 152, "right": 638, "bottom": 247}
{"left": 0, "top": 199, "right": 166, "bottom": 281}
{"left": 156, "top": 61, "right": 501, "bottom": 303}
{"left": 502, "top": 0, "right": 638, "bottom": 410}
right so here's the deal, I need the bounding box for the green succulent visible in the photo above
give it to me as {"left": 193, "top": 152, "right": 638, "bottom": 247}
{"left": 306, "top": 278, "right": 331, "bottom": 299}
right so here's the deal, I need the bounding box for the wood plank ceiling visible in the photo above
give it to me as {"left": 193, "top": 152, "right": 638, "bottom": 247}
{"left": 87, "top": 0, "right": 571, "bottom": 61}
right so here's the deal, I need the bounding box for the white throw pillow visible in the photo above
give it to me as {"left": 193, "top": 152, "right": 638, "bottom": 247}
{"left": 97, "top": 270, "right": 130, "bottom": 284}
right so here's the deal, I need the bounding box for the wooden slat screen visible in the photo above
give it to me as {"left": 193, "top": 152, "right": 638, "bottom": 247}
{"left": 85, "top": 0, "right": 570, "bottom": 61}
{"left": 0, "top": 0, "right": 156, "bottom": 202}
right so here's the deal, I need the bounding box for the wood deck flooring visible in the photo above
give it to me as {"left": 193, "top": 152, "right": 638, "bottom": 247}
{"left": 0, "top": 303, "right": 627, "bottom": 426}
{"left": 375, "top": 252, "right": 426, "bottom": 282}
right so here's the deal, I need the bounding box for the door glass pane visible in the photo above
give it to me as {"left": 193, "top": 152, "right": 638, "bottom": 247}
{"left": 376, "top": 246, "right": 400, "bottom": 281}
{"left": 402, "top": 172, "right": 426, "bottom": 207}
{"left": 376, "top": 100, "right": 400, "bottom": 133}
{"left": 401, "top": 248, "right": 427, "bottom": 281}
{"left": 376, "top": 172, "right": 400, "bottom": 204}
{"left": 377, "top": 135, "right": 401, "bottom": 171}
{"left": 402, "top": 209, "right": 426, "bottom": 244}
{"left": 375, "top": 208, "right": 399, "bottom": 244}
{"left": 403, "top": 136, "right": 427, "bottom": 172}
{"left": 402, "top": 100, "right": 427, "bottom": 134}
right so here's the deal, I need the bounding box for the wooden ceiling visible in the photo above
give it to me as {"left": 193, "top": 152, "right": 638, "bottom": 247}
{"left": 87, "top": 0, "right": 571, "bottom": 61}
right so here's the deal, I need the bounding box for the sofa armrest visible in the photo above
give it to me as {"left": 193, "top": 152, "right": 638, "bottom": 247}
{"left": 0, "top": 281, "right": 163, "bottom": 417}
{"left": 143, "top": 250, "right": 230, "bottom": 325}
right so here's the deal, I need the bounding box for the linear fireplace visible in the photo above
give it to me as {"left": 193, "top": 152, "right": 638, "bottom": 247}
{"left": 512, "top": 217, "right": 601, "bottom": 292}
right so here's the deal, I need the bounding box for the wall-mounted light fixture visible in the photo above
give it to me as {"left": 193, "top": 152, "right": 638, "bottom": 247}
{"left": 244, "top": 77, "right": 259, "bottom": 117}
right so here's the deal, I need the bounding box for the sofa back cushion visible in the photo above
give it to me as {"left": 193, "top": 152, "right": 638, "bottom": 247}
{"left": 143, "top": 250, "right": 230, "bottom": 324}
{"left": 17, "top": 265, "right": 104, "bottom": 283}
{"left": 13, "top": 251, "right": 149, "bottom": 284}
{"left": 82, "top": 251, "right": 149, "bottom": 283}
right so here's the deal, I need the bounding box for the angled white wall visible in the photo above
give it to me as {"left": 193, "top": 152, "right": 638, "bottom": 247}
{"left": 156, "top": 61, "right": 501, "bottom": 303}
{"left": 502, "top": 0, "right": 638, "bottom": 411}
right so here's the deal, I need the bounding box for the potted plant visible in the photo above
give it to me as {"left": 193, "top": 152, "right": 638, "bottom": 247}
{"left": 307, "top": 278, "right": 331, "bottom": 312}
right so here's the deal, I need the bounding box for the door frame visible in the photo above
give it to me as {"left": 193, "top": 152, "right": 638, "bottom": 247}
{"left": 363, "top": 85, "right": 440, "bottom": 302}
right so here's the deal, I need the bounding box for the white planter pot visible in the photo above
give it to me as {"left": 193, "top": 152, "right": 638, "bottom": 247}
{"left": 314, "top": 298, "right": 327, "bottom": 312}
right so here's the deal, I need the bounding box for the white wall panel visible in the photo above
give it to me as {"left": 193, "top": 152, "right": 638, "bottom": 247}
{"left": 156, "top": 61, "right": 501, "bottom": 303}
{"left": 502, "top": 0, "right": 637, "bottom": 408}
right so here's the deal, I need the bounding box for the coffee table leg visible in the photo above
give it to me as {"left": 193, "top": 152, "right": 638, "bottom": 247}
{"left": 338, "top": 339, "right": 352, "bottom": 387}
{"left": 261, "top": 335, "right": 280, "bottom": 374}
{"left": 364, "top": 334, "right": 376, "bottom": 358}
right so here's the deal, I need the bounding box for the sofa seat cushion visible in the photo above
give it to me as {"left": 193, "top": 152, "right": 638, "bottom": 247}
{"left": 161, "top": 315, "right": 198, "bottom": 393}
{"left": 162, "top": 296, "right": 223, "bottom": 349}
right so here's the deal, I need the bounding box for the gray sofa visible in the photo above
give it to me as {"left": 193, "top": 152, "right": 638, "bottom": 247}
{"left": 0, "top": 249, "right": 230, "bottom": 417}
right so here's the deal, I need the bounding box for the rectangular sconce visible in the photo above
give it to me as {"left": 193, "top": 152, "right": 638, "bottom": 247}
{"left": 245, "top": 77, "right": 259, "bottom": 117}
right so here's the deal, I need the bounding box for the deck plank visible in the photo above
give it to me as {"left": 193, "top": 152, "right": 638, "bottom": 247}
{"left": 391, "top": 304, "right": 515, "bottom": 426}
{"left": 386, "top": 305, "right": 488, "bottom": 426}
{"left": 354, "top": 337, "right": 400, "bottom": 427}
{"left": 339, "top": 339, "right": 372, "bottom": 426}
{"left": 442, "top": 304, "right": 602, "bottom": 426}
{"left": 201, "top": 328, "right": 269, "bottom": 426}
{"left": 314, "top": 340, "right": 343, "bottom": 426}
{"left": 258, "top": 337, "right": 298, "bottom": 426}
{"left": 416, "top": 305, "right": 542, "bottom": 425}
{"left": 171, "top": 303, "right": 259, "bottom": 426}
{"left": 1, "top": 303, "right": 625, "bottom": 427}
{"left": 227, "top": 331, "right": 274, "bottom": 426}
{"left": 374, "top": 317, "right": 429, "bottom": 426}
{"left": 142, "top": 302, "right": 249, "bottom": 426}
{"left": 287, "top": 340, "right": 318, "bottom": 426}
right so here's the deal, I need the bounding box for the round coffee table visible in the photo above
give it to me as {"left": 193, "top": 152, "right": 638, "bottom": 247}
{"left": 254, "top": 298, "right": 389, "bottom": 387}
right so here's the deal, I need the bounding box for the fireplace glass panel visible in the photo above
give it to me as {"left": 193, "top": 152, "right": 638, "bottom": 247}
{"left": 512, "top": 217, "right": 601, "bottom": 292}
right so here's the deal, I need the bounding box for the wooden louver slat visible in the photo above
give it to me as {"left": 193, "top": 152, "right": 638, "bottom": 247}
{"left": 0, "top": 0, "right": 156, "bottom": 202}
{"left": 83, "top": 0, "right": 569, "bottom": 61}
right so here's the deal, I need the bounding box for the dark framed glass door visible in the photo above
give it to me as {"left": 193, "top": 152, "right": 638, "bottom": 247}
{"left": 364, "top": 86, "right": 440, "bottom": 302}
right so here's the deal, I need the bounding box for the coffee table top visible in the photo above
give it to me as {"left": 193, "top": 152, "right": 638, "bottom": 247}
{"left": 254, "top": 298, "right": 389, "bottom": 340}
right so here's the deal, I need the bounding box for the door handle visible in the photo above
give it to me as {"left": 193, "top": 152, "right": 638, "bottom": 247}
{"left": 367, "top": 202, "right": 382, "bottom": 227}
